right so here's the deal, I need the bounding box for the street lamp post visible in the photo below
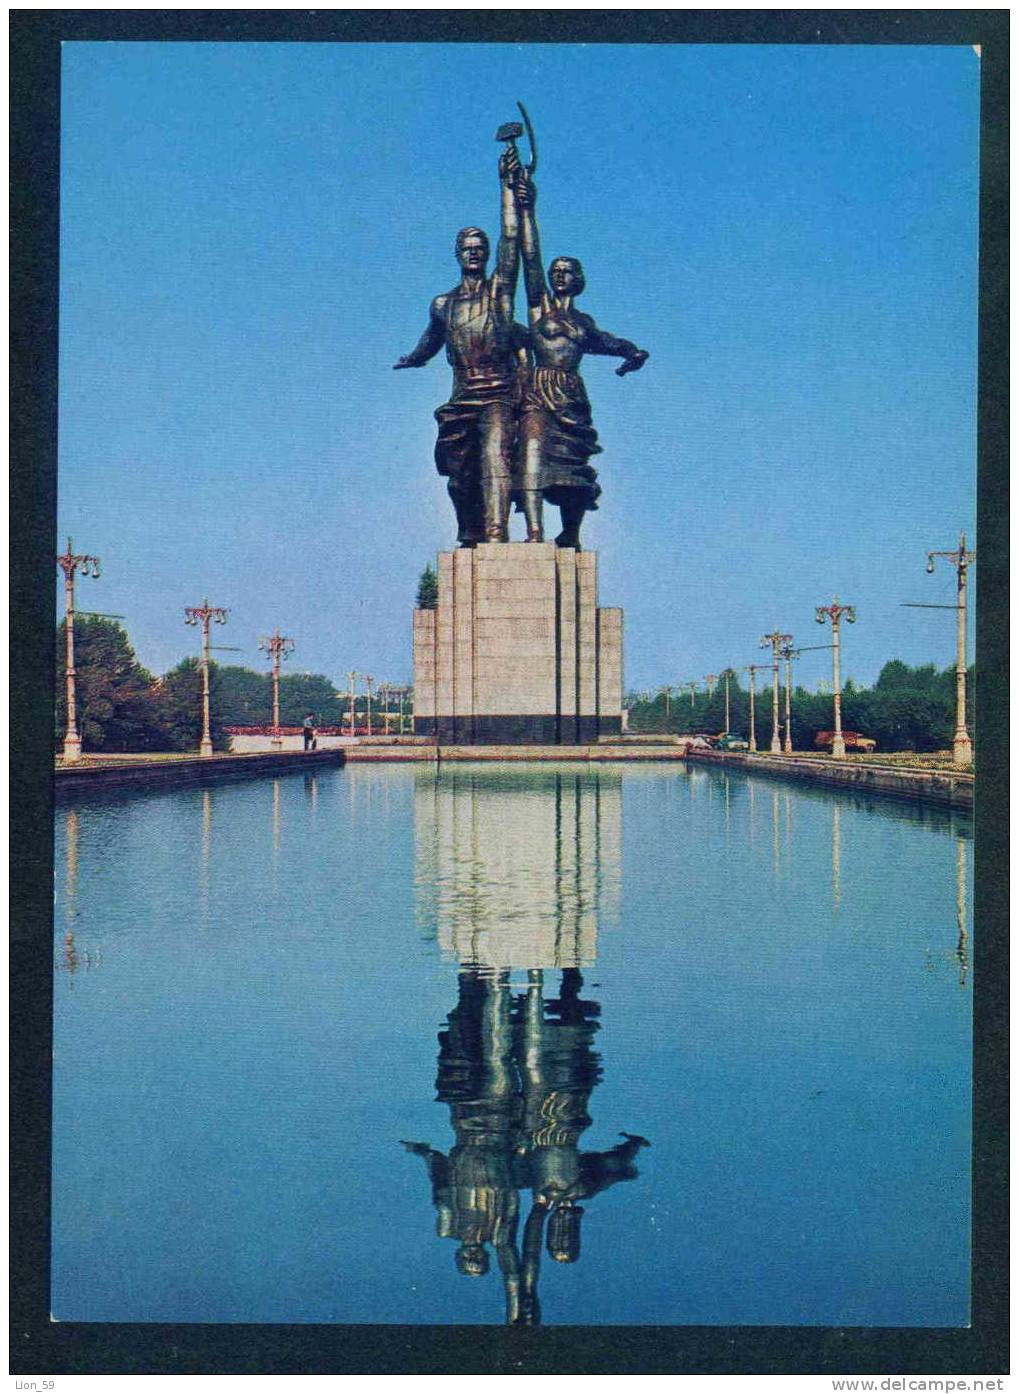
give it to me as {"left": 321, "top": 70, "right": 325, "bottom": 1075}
{"left": 815, "top": 599, "right": 855, "bottom": 759}
{"left": 56, "top": 538, "right": 101, "bottom": 763}
{"left": 184, "top": 599, "right": 229, "bottom": 757}
{"left": 926, "top": 534, "right": 976, "bottom": 766}
{"left": 720, "top": 668, "right": 735, "bottom": 735}
{"left": 662, "top": 684, "right": 673, "bottom": 723}
{"left": 760, "top": 633, "right": 791, "bottom": 754}
{"left": 346, "top": 670, "right": 359, "bottom": 735}
{"left": 685, "top": 681, "right": 697, "bottom": 708}
{"left": 778, "top": 642, "right": 797, "bottom": 754}
{"left": 743, "top": 663, "right": 768, "bottom": 753}
{"left": 704, "top": 673, "right": 717, "bottom": 699}
{"left": 365, "top": 675, "right": 374, "bottom": 737}
{"left": 380, "top": 682, "right": 391, "bottom": 736}
{"left": 258, "top": 628, "right": 295, "bottom": 749}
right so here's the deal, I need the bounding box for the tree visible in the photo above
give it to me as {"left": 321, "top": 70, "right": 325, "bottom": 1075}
{"left": 157, "top": 658, "right": 231, "bottom": 752}
{"left": 54, "top": 618, "right": 169, "bottom": 752}
{"left": 416, "top": 563, "right": 438, "bottom": 610}
{"left": 278, "top": 672, "right": 344, "bottom": 726}
{"left": 216, "top": 665, "right": 272, "bottom": 725}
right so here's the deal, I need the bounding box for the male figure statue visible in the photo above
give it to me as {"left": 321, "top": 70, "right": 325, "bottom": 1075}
{"left": 394, "top": 148, "right": 522, "bottom": 546}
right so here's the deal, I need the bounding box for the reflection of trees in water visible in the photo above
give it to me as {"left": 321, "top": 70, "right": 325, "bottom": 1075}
{"left": 403, "top": 967, "right": 648, "bottom": 1325}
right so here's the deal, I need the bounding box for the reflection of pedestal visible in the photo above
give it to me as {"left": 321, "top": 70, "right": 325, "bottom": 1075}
{"left": 413, "top": 543, "right": 622, "bottom": 744}
{"left": 415, "top": 766, "right": 622, "bottom": 969}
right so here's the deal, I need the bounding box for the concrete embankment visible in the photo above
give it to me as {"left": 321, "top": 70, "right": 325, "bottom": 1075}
{"left": 686, "top": 748, "right": 973, "bottom": 810}
{"left": 343, "top": 742, "right": 685, "bottom": 763}
{"left": 54, "top": 749, "right": 344, "bottom": 797}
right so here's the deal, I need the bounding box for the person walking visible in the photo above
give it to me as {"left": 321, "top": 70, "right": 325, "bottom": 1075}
{"left": 302, "top": 713, "right": 317, "bottom": 752}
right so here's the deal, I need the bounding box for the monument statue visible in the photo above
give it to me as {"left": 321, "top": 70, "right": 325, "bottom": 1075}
{"left": 393, "top": 139, "right": 525, "bottom": 547}
{"left": 395, "top": 107, "right": 648, "bottom": 552}
{"left": 511, "top": 172, "right": 648, "bottom": 549}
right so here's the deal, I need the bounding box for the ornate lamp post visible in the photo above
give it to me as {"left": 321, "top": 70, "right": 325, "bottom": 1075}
{"left": 365, "top": 675, "right": 374, "bottom": 737}
{"left": 704, "top": 673, "right": 717, "bottom": 700}
{"left": 258, "top": 628, "right": 295, "bottom": 749}
{"left": 720, "top": 668, "right": 736, "bottom": 735}
{"left": 346, "top": 670, "right": 359, "bottom": 735}
{"left": 184, "top": 598, "right": 229, "bottom": 757}
{"left": 684, "top": 680, "right": 698, "bottom": 708}
{"left": 925, "top": 534, "right": 976, "bottom": 766}
{"left": 380, "top": 682, "right": 391, "bottom": 736}
{"left": 760, "top": 633, "right": 791, "bottom": 754}
{"left": 743, "top": 663, "right": 768, "bottom": 753}
{"left": 56, "top": 538, "right": 101, "bottom": 763}
{"left": 778, "top": 642, "right": 797, "bottom": 753}
{"left": 815, "top": 599, "right": 855, "bottom": 759}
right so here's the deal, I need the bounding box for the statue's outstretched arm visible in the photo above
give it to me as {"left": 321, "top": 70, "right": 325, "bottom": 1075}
{"left": 516, "top": 178, "right": 545, "bottom": 312}
{"left": 394, "top": 297, "right": 446, "bottom": 369}
{"left": 494, "top": 154, "right": 521, "bottom": 317}
{"left": 584, "top": 323, "right": 649, "bottom": 376}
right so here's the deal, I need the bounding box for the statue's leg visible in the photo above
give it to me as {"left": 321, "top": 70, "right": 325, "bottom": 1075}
{"left": 556, "top": 498, "right": 585, "bottom": 551}
{"left": 479, "top": 401, "right": 514, "bottom": 543}
{"left": 518, "top": 413, "right": 545, "bottom": 542}
{"left": 447, "top": 478, "right": 480, "bottom": 547}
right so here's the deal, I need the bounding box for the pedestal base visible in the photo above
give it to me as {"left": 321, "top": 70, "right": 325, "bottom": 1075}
{"left": 413, "top": 543, "right": 623, "bottom": 745}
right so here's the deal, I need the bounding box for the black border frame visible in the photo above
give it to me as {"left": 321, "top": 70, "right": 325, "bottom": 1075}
{"left": 11, "top": 9, "right": 1008, "bottom": 1376}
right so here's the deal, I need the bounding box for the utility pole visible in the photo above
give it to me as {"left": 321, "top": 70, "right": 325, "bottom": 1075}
{"left": 760, "top": 633, "right": 791, "bottom": 754}
{"left": 923, "top": 534, "right": 976, "bottom": 766}
{"left": 184, "top": 599, "right": 229, "bottom": 757}
{"left": 258, "top": 628, "right": 295, "bottom": 749}
{"left": 56, "top": 538, "right": 101, "bottom": 763}
{"left": 815, "top": 599, "right": 855, "bottom": 759}
{"left": 346, "top": 670, "right": 359, "bottom": 735}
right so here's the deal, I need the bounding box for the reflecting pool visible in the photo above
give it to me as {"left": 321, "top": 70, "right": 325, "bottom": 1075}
{"left": 52, "top": 763, "right": 972, "bottom": 1326}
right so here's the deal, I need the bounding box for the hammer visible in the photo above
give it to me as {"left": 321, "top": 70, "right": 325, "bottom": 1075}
{"left": 496, "top": 119, "right": 525, "bottom": 177}
{"left": 495, "top": 104, "right": 537, "bottom": 176}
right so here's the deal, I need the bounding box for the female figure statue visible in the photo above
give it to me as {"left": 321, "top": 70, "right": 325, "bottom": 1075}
{"left": 513, "top": 177, "right": 649, "bottom": 548}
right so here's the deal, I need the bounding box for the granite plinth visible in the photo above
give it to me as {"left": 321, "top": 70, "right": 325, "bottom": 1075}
{"left": 413, "top": 543, "right": 623, "bottom": 745}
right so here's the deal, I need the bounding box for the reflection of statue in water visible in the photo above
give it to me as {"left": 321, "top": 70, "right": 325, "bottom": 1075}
{"left": 394, "top": 144, "right": 524, "bottom": 547}
{"left": 402, "top": 967, "right": 649, "bottom": 1325}
{"left": 511, "top": 174, "right": 648, "bottom": 549}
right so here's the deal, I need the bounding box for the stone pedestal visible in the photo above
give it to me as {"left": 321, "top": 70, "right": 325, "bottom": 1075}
{"left": 413, "top": 543, "right": 622, "bottom": 744}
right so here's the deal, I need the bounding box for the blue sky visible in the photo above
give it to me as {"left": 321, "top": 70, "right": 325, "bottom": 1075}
{"left": 58, "top": 42, "right": 979, "bottom": 691}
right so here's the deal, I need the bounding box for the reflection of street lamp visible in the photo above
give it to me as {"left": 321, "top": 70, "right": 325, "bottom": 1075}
{"left": 814, "top": 599, "right": 855, "bottom": 759}
{"left": 258, "top": 628, "right": 295, "bottom": 749}
{"left": 56, "top": 538, "right": 101, "bottom": 763}
{"left": 743, "top": 663, "right": 768, "bottom": 753}
{"left": 184, "top": 598, "right": 229, "bottom": 757}
{"left": 922, "top": 534, "right": 976, "bottom": 766}
{"left": 760, "top": 633, "right": 791, "bottom": 754}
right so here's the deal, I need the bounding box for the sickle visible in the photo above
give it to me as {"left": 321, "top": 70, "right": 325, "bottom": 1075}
{"left": 517, "top": 101, "right": 538, "bottom": 175}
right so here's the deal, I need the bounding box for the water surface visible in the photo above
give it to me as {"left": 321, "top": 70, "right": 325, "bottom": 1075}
{"left": 53, "top": 763, "right": 971, "bottom": 1326}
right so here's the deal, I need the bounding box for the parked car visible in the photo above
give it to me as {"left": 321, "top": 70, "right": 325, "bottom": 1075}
{"left": 716, "top": 733, "right": 749, "bottom": 751}
{"left": 814, "top": 730, "right": 877, "bottom": 754}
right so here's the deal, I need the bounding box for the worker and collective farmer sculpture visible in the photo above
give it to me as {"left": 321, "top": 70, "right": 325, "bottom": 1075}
{"left": 395, "top": 106, "right": 648, "bottom": 551}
